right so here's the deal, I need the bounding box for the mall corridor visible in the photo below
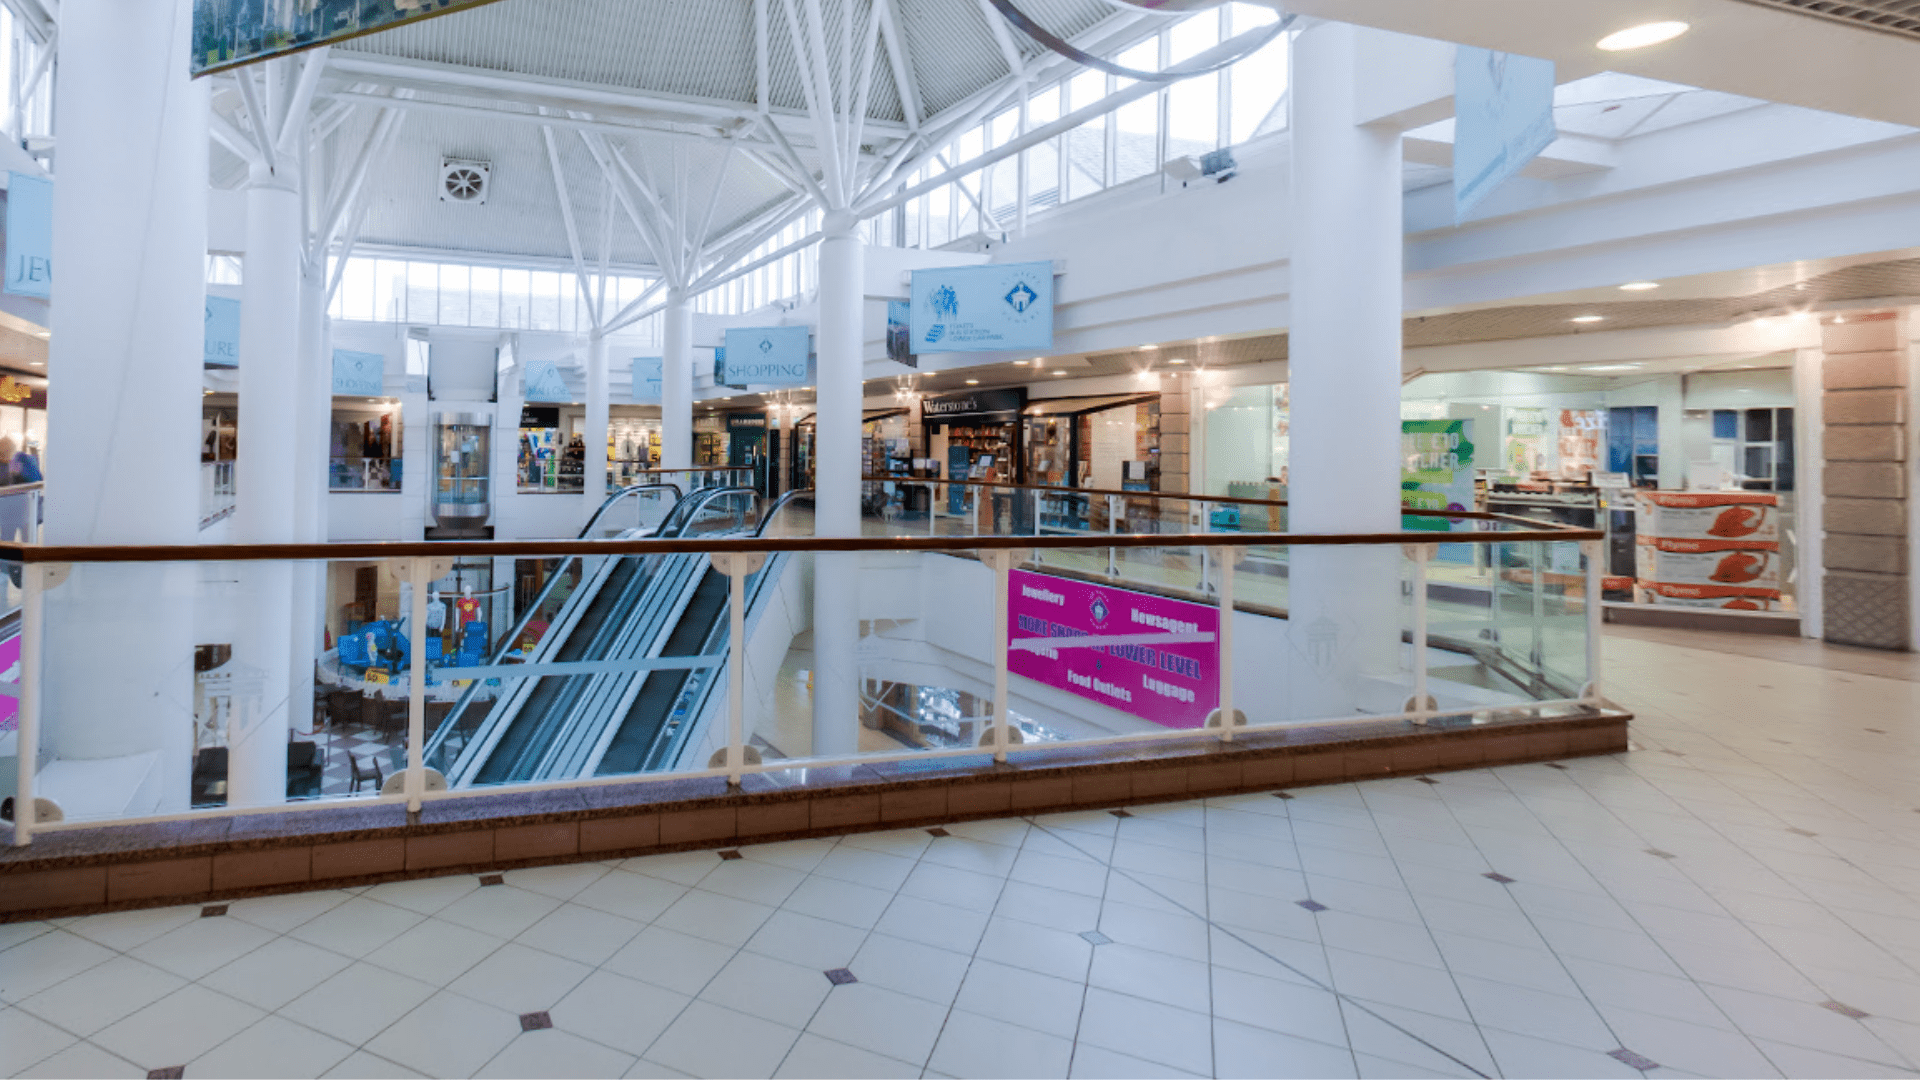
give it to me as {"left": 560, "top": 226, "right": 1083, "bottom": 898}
{"left": 2, "top": 626, "right": 1917, "bottom": 1080}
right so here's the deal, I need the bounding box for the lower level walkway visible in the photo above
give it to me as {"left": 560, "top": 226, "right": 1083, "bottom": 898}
{"left": 2, "top": 627, "right": 1919, "bottom": 1079}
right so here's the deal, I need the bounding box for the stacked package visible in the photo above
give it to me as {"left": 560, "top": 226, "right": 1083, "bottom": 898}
{"left": 1634, "top": 492, "right": 1782, "bottom": 611}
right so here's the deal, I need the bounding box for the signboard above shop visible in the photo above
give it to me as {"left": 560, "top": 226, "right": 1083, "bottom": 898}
{"left": 910, "top": 261, "right": 1054, "bottom": 354}
{"left": 5, "top": 172, "right": 52, "bottom": 299}
{"left": 720, "top": 327, "right": 811, "bottom": 387}
{"left": 204, "top": 295, "right": 241, "bottom": 368}
{"left": 332, "top": 349, "right": 386, "bottom": 397}
{"left": 1453, "top": 47, "right": 1557, "bottom": 221}
{"left": 191, "top": 0, "right": 510, "bottom": 76}
{"left": 631, "top": 357, "right": 663, "bottom": 405}
{"left": 921, "top": 386, "right": 1027, "bottom": 426}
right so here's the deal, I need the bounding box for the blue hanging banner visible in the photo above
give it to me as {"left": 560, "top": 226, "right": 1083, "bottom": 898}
{"left": 204, "top": 295, "right": 241, "bottom": 368}
{"left": 910, "top": 261, "right": 1053, "bottom": 354}
{"left": 721, "top": 327, "right": 812, "bottom": 387}
{"left": 886, "top": 300, "right": 916, "bottom": 367}
{"left": 1453, "top": 47, "right": 1557, "bottom": 222}
{"left": 5, "top": 172, "right": 52, "bottom": 299}
{"left": 332, "top": 349, "right": 386, "bottom": 396}
{"left": 632, "top": 357, "right": 663, "bottom": 404}
{"left": 523, "top": 359, "right": 571, "bottom": 403}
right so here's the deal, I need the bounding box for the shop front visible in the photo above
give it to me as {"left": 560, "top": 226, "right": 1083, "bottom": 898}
{"left": 924, "top": 387, "right": 1026, "bottom": 486}
{"left": 1023, "top": 392, "right": 1162, "bottom": 532}
{"left": 329, "top": 398, "right": 402, "bottom": 491}
{"left": 518, "top": 404, "right": 582, "bottom": 492}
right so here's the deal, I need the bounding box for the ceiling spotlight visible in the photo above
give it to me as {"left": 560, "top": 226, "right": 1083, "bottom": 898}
{"left": 1618, "top": 281, "right": 1660, "bottom": 292}
{"left": 1571, "top": 315, "right": 1605, "bottom": 324}
{"left": 1597, "top": 21, "right": 1689, "bottom": 51}
{"left": 966, "top": 378, "right": 980, "bottom": 385}
{"left": 1052, "top": 370, "right": 1067, "bottom": 376}
{"left": 1140, "top": 344, "right": 1158, "bottom": 351}
{"left": 1169, "top": 358, "right": 1187, "bottom": 365}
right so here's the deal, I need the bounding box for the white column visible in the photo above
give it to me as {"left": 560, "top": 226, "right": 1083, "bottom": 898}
{"left": 811, "top": 214, "right": 863, "bottom": 756}
{"left": 286, "top": 269, "right": 329, "bottom": 754}
{"left": 661, "top": 290, "right": 694, "bottom": 474}
{"left": 228, "top": 157, "right": 304, "bottom": 808}
{"left": 41, "top": 0, "right": 207, "bottom": 815}
{"left": 584, "top": 330, "right": 610, "bottom": 521}
{"left": 1284, "top": 21, "right": 1406, "bottom": 719}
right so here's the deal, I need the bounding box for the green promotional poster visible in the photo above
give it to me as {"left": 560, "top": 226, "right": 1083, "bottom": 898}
{"left": 192, "top": 0, "right": 508, "bottom": 76}
{"left": 1402, "top": 419, "right": 1476, "bottom": 531}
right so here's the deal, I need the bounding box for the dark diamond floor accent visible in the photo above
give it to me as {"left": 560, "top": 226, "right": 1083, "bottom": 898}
{"left": 926, "top": 827, "right": 950, "bottom": 837}
{"left": 1109, "top": 809, "right": 1133, "bottom": 818}
{"left": 200, "top": 904, "right": 228, "bottom": 918}
{"left": 1416, "top": 777, "right": 1440, "bottom": 785}
{"left": 147, "top": 1069, "right": 185, "bottom": 1080}
{"left": 1608, "top": 1048, "right": 1659, "bottom": 1071}
{"left": 1821, "top": 1000, "right": 1870, "bottom": 1019}
{"left": 718, "top": 849, "right": 744, "bottom": 860}
{"left": 1544, "top": 763, "right": 1568, "bottom": 770}
{"left": 824, "top": 968, "right": 858, "bottom": 985}
{"left": 1079, "top": 930, "right": 1113, "bottom": 946}
{"left": 478, "top": 874, "right": 505, "bottom": 887}
{"left": 520, "top": 1011, "right": 553, "bottom": 1031}
{"left": 1297, "top": 899, "right": 1328, "bottom": 912}
{"left": 1273, "top": 791, "right": 1294, "bottom": 799}
{"left": 1645, "top": 849, "right": 1677, "bottom": 859}
{"left": 1482, "top": 872, "right": 1516, "bottom": 884}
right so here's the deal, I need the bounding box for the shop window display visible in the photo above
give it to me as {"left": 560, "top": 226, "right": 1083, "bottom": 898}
{"left": 329, "top": 402, "right": 402, "bottom": 491}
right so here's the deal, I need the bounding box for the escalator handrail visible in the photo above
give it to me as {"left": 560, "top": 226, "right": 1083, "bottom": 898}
{"left": 423, "top": 484, "right": 756, "bottom": 766}
{"left": 753, "top": 488, "right": 814, "bottom": 538}
{"left": 578, "top": 482, "right": 683, "bottom": 541}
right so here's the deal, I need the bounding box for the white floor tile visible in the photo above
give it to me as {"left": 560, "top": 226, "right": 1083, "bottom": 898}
{"left": 743, "top": 909, "right": 868, "bottom": 971}
{"left": 920, "top": 835, "right": 1022, "bottom": 878}
{"left": 363, "top": 990, "right": 520, "bottom": 1078}
{"left": 1212, "top": 1020, "right": 1358, "bottom": 1080}
{"left": 874, "top": 894, "right": 989, "bottom": 955}
{"left": 0, "top": 930, "right": 117, "bottom": 1002}
{"left": 1209, "top": 966, "right": 1344, "bottom": 1043}
{"left": 320, "top": 1050, "right": 428, "bottom": 1079}
{"left": 12, "top": 1040, "right": 146, "bottom": 1079}
{"left": 361, "top": 872, "right": 481, "bottom": 915}
{"left": 282, "top": 961, "right": 439, "bottom": 1046}
{"left": 0, "top": 1004, "right": 79, "bottom": 1075}
{"left": 974, "top": 916, "right": 1095, "bottom": 982}
{"left": 645, "top": 1000, "right": 801, "bottom": 1080}
{"left": 846, "top": 932, "right": 971, "bottom": 1005}
{"left": 362, "top": 914, "right": 506, "bottom": 986}
{"left": 90, "top": 983, "right": 265, "bottom": 1072}
{"left": 699, "top": 858, "right": 809, "bottom": 907}
{"left": 927, "top": 1009, "right": 1075, "bottom": 1079}
{"left": 809, "top": 846, "right": 918, "bottom": 892}
{"left": 805, "top": 982, "right": 948, "bottom": 1066}
{"left": 1479, "top": 1028, "right": 1644, "bottom": 1080}
{"left": 1076, "top": 987, "right": 1212, "bottom": 1076}
{"left": 449, "top": 940, "right": 594, "bottom": 1013}
{"left": 780, "top": 873, "right": 896, "bottom": 929}
{"left": 738, "top": 838, "right": 837, "bottom": 873}
{"left": 515, "top": 901, "right": 645, "bottom": 967}
{"left": 186, "top": 1014, "right": 356, "bottom": 1079}
{"left": 772, "top": 1032, "right": 919, "bottom": 1079}
{"left": 436, "top": 882, "right": 564, "bottom": 939}
{"left": 475, "top": 1028, "right": 640, "bottom": 1079}
{"left": 1086, "top": 942, "right": 1210, "bottom": 1011}
{"left": 549, "top": 969, "right": 692, "bottom": 1057}
{"left": 200, "top": 935, "right": 354, "bottom": 1012}
{"left": 503, "top": 861, "right": 612, "bottom": 901}
{"left": 991, "top": 880, "right": 1104, "bottom": 934}
{"left": 1096, "top": 899, "right": 1210, "bottom": 961}
{"left": 57, "top": 905, "right": 198, "bottom": 952}
{"left": 224, "top": 889, "right": 354, "bottom": 934}
{"left": 286, "top": 896, "right": 427, "bottom": 959}
{"left": 621, "top": 850, "right": 727, "bottom": 887}
{"left": 898, "top": 860, "right": 1006, "bottom": 913}
{"left": 953, "top": 958, "right": 1085, "bottom": 1037}
{"left": 572, "top": 868, "right": 691, "bottom": 923}
{"left": 1067, "top": 1043, "right": 1206, "bottom": 1079}
{"left": 0, "top": 921, "right": 54, "bottom": 954}
{"left": 698, "top": 950, "right": 832, "bottom": 1029}
{"left": 602, "top": 925, "right": 738, "bottom": 996}
{"left": 16, "top": 955, "right": 185, "bottom": 1037}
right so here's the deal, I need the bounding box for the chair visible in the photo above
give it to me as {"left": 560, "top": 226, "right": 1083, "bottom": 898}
{"left": 326, "top": 689, "right": 362, "bottom": 731}
{"left": 348, "top": 752, "right": 383, "bottom": 794}
{"left": 286, "top": 740, "right": 324, "bottom": 799}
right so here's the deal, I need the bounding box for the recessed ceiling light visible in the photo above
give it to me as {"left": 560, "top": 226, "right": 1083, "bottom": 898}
{"left": 1571, "top": 315, "right": 1605, "bottom": 324}
{"left": 1052, "top": 370, "right": 1067, "bottom": 376}
{"left": 1169, "top": 358, "right": 1187, "bottom": 365}
{"left": 966, "top": 379, "right": 979, "bottom": 385}
{"left": 1140, "top": 344, "right": 1158, "bottom": 351}
{"left": 1619, "top": 281, "right": 1659, "bottom": 292}
{"left": 1597, "top": 21, "right": 1688, "bottom": 51}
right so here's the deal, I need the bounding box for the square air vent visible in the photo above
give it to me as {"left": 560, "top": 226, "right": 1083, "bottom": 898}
{"left": 440, "top": 158, "right": 491, "bottom": 205}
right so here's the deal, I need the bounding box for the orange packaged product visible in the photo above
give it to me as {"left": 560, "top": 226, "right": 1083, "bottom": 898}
{"left": 1634, "top": 491, "right": 1779, "bottom": 541}
{"left": 1636, "top": 535, "right": 1781, "bottom": 589}
{"left": 1638, "top": 581, "right": 1782, "bottom": 610}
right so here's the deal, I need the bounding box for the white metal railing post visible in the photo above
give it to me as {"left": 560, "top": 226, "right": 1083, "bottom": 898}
{"left": 1218, "top": 545, "right": 1236, "bottom": 742}
{"left": 713, "top": 552, "right": 762, "bottom": 785}
{"left": 927, "top": 481, "right": 936, "bottom": 538}
{"left": 405, "top": 557, "right": 431, "bottom": 812}
{"left": 1531, "top": 540, "right": 1547, "bottom": 672}
{"left": 1409, "top": 544, "right": 1432, "bottom": 725}
{"left": 1198, "top": 501, "right": 1211, "bottom": 593}
{"left": 987, "top": 549, "right": 1015, "bottom": 762}
{"left": 11, "top": 563, "right": 47, "bottom": 845}
{"left": 1583, "top": 538, "right": 1604, "bottom": 702}
{"left": 1107, "top": 494, "right": 1119, "bottom": 576}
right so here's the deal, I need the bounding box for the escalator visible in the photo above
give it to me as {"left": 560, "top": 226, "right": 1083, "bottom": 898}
{"left": 424, "top": 486, "right": 808, "bottom": 788}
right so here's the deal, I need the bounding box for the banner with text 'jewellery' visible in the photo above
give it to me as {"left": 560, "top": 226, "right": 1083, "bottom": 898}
{"left": 910, "top": 261, "right": 1053, "bottom": 354}
{"left": 1453, "top": 47, "right": 1557, "bottom": 222}
{"left": 721, "top": 327, "right": 811, "bottom": 387}
{"left": 1007, "top": 570, "right": 1219, "bottom": 730}
{"left": 5, "top": 172, "right": 51, "bottom": 299}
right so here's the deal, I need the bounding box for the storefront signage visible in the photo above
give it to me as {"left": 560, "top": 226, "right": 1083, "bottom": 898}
{"left": 631, "top": 357, "right": 663, "bottom": 404}
{"left": 1402, "top": 418, "right": 1476, "bottom": 531}
{"left": 204, "top": 295, "right": 241, "bottom": 368}
{"left": 910, "top": 261, "right": 1054, "bottom": 354}
{"left": 4, "top": 172, "right": 51, "bottom": 299}
{"left": 886, "top": 300, "right": 916, "bottom": 367}
{"left": 727, "top": 412, "right": 767, "bottom": 431}
{"left": 922, "top": 387, "right": 1027, "bottom": 424}
{"left": 520, "top": 405, "right": 560, "bottom": 428}
{"left": 1453, "top": 47, "right": 1557, "bottom": 221}
{"left": 192, "top": 0, "right": 508, "bottom": 76}
{"left": 332, "top": 349, "right": 386, "bottom": 397}
{"left": 522, "top": 359, "right": 571, "bottom": 403}
{"left": 721, "top": 327, "right": 811, "bottom": 387}
{"left": 1007, "top": 569, "right": 1219, "bottom": 730}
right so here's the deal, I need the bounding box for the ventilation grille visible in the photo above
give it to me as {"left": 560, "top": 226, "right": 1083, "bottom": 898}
{"left": 1734, "top": 0, "right": 1920, "bottom": 41}
{"left": 440, "top": 158, "right": 491, "bottom": 205}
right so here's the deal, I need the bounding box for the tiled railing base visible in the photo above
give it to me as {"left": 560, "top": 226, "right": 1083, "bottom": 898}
{"left": 0, "top": 704, "right": 1629, "bottom": 921}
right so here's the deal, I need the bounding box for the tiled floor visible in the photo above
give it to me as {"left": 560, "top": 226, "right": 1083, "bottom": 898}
{"left": 6, "top": 626, "right": 1920, "bottom": 1079}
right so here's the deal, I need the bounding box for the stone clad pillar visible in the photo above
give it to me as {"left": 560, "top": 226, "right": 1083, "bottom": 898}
{"left": 1819, "top": 312, "right": 1912, "bottom": 650}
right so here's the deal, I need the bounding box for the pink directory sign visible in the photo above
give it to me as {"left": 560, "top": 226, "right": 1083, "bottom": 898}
{"left": 1007, "top": 569, "right": 1219, "bottom": 729}
{"left": 0, "top": 631, "right": 17, "bottom": 732}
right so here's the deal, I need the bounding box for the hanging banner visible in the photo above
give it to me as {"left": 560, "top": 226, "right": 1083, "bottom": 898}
{"left": 712, "top": 346, "right": 747, "bottom": 390}
{"left": 1402, "top": 419, "right": 1476, "bottom": 531}
{"left": 886, "top": 300, "right": 917, "bottom": 367}
{"left": 522, "top": 360, "right": 571, "bottom": 403}
{"left": 1453, "top": 47, "right": 1557, "bottom": 221}
{"left": 721, "top": 327, "right": 811, "bottom": 387}
{"left": 1007, "top": 570, "right": 1220, "bottom": 730}
{"left": 632, "top": 357, "right": 663, "bottom": 405}
{"left": 204, "top": 295, "right": 242, "bottom": 368}
{"left": 911, "top": 261, "right": 1054, "bottom": 354}
{"left": 332, "top": 349, "right": 386, "bottom": 397}
{"left": 5, "top": 172, "right": 52, "bottom": 299}
{"left": 191, "top": 0, "right": 511, "bottom": 76}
